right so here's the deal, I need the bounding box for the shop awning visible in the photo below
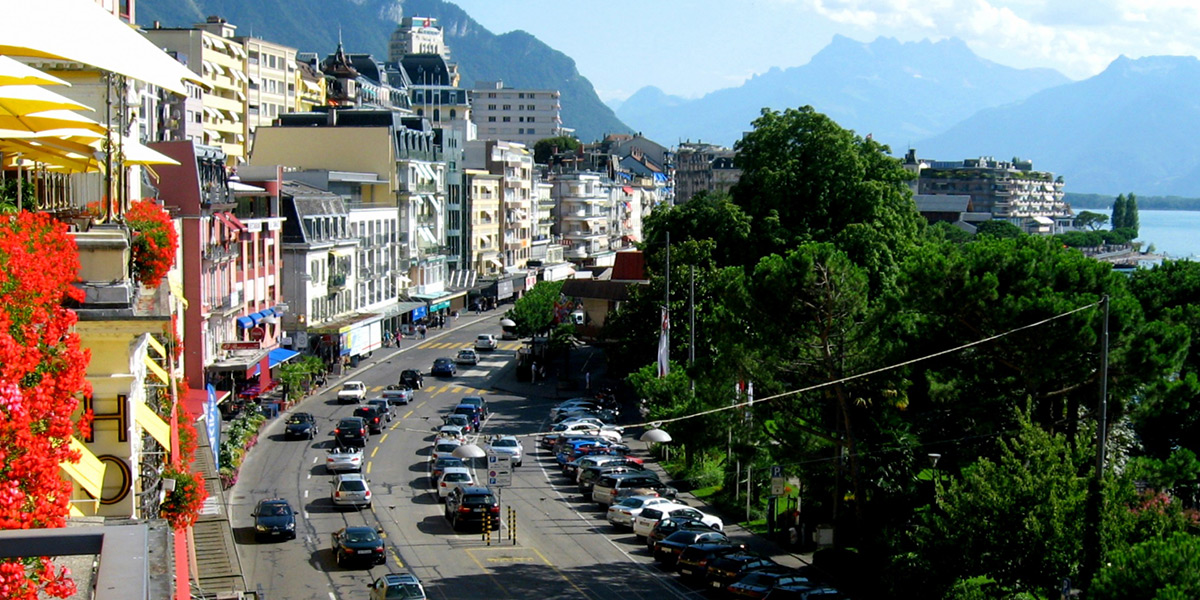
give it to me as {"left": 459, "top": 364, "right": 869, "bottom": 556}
{"left": 224, "top": 212, "right": 248, "bottom": 233}
{"left": 60, "top": 436, "right": 106, "bottom": 499}
{"left": 489, "top": 258, "right": 504, "bottom": 269}
{"left": 268, "top": 348, "right": 300, "bottom": 368}
{"left": 133, "top": 401, "right": 171, "bottom": 449}
{"left": 236, "top": 316, "right": 254, "bottom": 328}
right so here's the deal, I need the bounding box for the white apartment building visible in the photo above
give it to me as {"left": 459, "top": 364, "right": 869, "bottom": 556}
{"left": 469, "top": 81, "right": 566, "bottom": 146}
{"left": 239, "top": 36, "right": 298, "bottom": 152}
{"left": 551, "top": 171, "right": 612, "bottom": 264}
{"left": 466, "top": 140, "right": 534, "bottom": 269}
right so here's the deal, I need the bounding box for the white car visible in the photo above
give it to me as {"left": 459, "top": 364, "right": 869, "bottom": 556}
{"left": 337, "top": 381, "right": 367, "bottom": 404}
{"left": 431, "top": 438, "right": 463, "bottom": 462}
{"left": 436, "top": 424, "right": 466, "bottom": 441}
{"left": 474, "top": 334, "right": 498, "bottom": 351}
{"left": 456, "top": 349, "right": 479, "bottom": 365}
{"left": 606, "top": 495, "right": 672, "bottom": 529}
{"left": 326, "top": 446, "right": 364, "bottom": 473}
{"left": 487, "top": 435, "right": 524, "bottom": 467}
{"left": 631, "top": 503, "right": 723, "bottom": 538}
{"left": 330, "top": 473, "right": 372, "bottom": 509}
{"left": 436, "top": 466, "right": 474, "bottom": 500}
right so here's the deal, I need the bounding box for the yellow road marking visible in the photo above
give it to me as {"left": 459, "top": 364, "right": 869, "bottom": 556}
{"left": 401, "top": 410, "right": 414, "bottom": 419}
{"left": 416, "top": 401, "right": 427, "bottom": 409}
{"left": 390, "top": 549, "right": 404, "bottom": 567}
{"left": 464, "top": 549, "right": 510, "bottom": 596}
{"left": 379, "top": 433, "right": 388, "bottom": 444}
{"left": 366, "top": 462, "right": 372, "bottom": 474}
{"left": 370, "top": 447, "right": 379, "bottom": 458}
{"left": 531, "top": 547, "right": 592, "bottom": 599}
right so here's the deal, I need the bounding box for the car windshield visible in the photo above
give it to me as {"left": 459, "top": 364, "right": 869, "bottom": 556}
{"left": 463, "top": 495, "right": 496, "bottom": 506}
{"left": 384, "top": 583, "right": 424, "bottom": 599}
{"left": 286, "top": 416, "right": 306, "bottom": 424}
{"left": 493, "top": 439, "right": 517, "bottom": 448}
{"left": 444, "top": 473, "right": 470, "bottom": 482}
{"left": 261, "top": 503, "right": 290, "bottom": 515}
{"left": 338, "top": 480, "right": 366, "bottom": 492}
{"left": 436, "top": 457, "right": 464, "bottom": 468}
{"left": 344, "top": 530, "right": 377, "bottom": 543}
{"left": 436, "top": 443, "right": 459, "bottom": 452}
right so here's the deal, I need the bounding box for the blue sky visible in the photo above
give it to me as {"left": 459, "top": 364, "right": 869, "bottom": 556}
{"left": 449, "top": 0, "right": 1200, "bottom": 102}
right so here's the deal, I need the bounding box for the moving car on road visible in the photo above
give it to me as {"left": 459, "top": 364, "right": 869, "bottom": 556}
{"left": 353, "top": 405, "right": 385, "bottom": 434}
{"left": 284, "top": 412, "right": 318, "bottom": 439}
{"left": 399, "top": 369, "right": 423, "bottom": 390}
{"left": 366, "top": 398, "right": 395, "bottom": 422}
{"left": 252, "top": 498, "right": 296, "bottom": 541}
{"left": 337, "top": 381, "right": 367, "bottom": 404}
{"left": 330, "top": 473, "right": 372, "bottom": 509}
{"left": 474, "top": 334, "right": 498, "bottom": 351}
{"left": 455, "top": 349, "right": 479, "bottom": 366}
{"left": 334, "top": 417, "right": 369, "bottom": 448}
{"left": 460, "top": 395, "right": 489, "bottom": 416}
{"left": 431, "top": 357, "right": 457, "bottom": 377}
{"left": 382, "top": 386, "right": 413, "bottom": 405}
{"left": 331, "top": 526, "right": 385, "bottom": 567}
{"left": 369, "top": 573, "right": 426, "bottom": 600}
{"left": 326, "top": 446, "right": 364, "bottom": 473}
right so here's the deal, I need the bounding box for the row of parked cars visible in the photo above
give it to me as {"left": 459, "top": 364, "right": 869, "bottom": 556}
{"left": 537, "top": 396, "right": 846, "bottom": 600}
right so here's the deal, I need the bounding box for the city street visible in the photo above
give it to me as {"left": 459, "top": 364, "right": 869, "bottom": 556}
{"left": 230, "top": 314, "right": 696, "bottom": 600}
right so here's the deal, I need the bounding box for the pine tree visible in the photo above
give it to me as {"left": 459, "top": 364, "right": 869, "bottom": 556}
{"left": 1126, "top": 192, "right": 1139, "bottom": 236}
{"left": 1111, "top": 194, "right": 1128, "bottom": 229}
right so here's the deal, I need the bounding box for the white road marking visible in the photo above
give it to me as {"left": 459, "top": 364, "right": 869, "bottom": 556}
{"left": 312, "top": 456, "right": 318, "bottom": 464}
{"left": 304, "top": 489, "right": 309, "bottom": 499}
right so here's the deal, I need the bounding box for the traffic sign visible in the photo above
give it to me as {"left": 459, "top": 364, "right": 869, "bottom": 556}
{"left": 486, "top": 452, "right": 512, "bottom": 487}
{"left": 770, "top": 465, "right": 785, "bottom": 496}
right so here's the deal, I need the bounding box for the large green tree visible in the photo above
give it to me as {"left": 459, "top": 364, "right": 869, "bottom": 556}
{"left": 504, "top": 280, "right": 564, "bottom": 337}
{"left": 533, "top": 135, "right": 581, "bottom": 165}
{"left": 732, "top": 106, "right": 925, "bottom": 293}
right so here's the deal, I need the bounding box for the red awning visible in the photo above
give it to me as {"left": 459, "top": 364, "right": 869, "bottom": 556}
{"left": 224, "top": 212, "right": 248, "bottom": 233}
{"left": 622, "top": 186, "right": 634, "bottom": 194}
{"left": 182, "top": 388, "right": 230, "bottom": 418}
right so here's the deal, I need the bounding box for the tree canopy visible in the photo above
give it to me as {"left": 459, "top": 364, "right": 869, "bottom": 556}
{"left": 533, "top": 135, "right": 581, "bottom": 165}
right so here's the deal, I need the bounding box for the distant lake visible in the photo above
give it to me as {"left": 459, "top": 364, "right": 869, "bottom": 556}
{"left": 1073, "top": 208, "right": 1200, "bottom": 260}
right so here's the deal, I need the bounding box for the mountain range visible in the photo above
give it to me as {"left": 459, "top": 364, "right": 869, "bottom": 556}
{"left": 616, "top": 36, "right": 1069, "bottom": 150}
{"left": 136, "top": 0, "right": 630, "bottom": 142}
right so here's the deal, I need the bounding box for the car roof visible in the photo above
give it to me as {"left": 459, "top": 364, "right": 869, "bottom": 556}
{"left": 458, "top": 485, "right": 493, "bottom": 495}
{"left": 335, "top": 473, "right": 365, "bottom": 482}
{"left": 383, "top": 573, "right": 420, "bottom": 583}
{"left": 462, "top": 396, "right": 484, "bottom": 401}
{"left": 343, "top": 525, "right": 377, "bottom": 534}
{"left": 338, "top": 416, "right": 365, "bottom": 425}
{"left": 441, "top": 466, "right": 471, "bottom": 475}
{"left": 258, "top": 497, "right": 289, "bottom": 505}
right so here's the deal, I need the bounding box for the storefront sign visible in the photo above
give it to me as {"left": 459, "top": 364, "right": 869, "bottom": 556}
{"left": 431, "top": 300, "right": 450, "bottom": 312}
{"left": 222, "top": 341, "right": 261, "bottom": 351}
{"left": 248, "top": 326, "right": 265, "bottom": 341}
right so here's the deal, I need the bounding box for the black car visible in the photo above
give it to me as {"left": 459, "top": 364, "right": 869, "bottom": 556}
{"left": 330, "top": 526, "right": 386, "bottom": 567}
{"left": 252, "top": 498, "right": 296, "bottom": 541}
{"left": 761, "top": 586, "right": 845, "bottom": 600}
{"left": 334, "top": 417, "right": 369, "bottom": 448}
{"left": 284, "top": 412, "right": 318, "bottom": 439}
{"left": 354, "top": 405, "right": 385, "bottom": 434}
{"left": 704, "top": 552, "right": 780, "bottom": 591}
{"left": 444, "top": 485, "right": 500, "bottom": 531}
{"left": 653, "top": 529, "right": 729, "bottom": 567}
{"left": 366, "top": 398, "right": 394, "bottom": 422}
{"left": 399, "top": 369, "right": 424, "bottom": 389}
{"left": 646, "top": 516, "right": 713, "bottom": 551}
{"left": 726, "top": 567, "right": 812, "bottom": 600}
{"left": 677, "top": 542, "right": 746, "bottom": 582}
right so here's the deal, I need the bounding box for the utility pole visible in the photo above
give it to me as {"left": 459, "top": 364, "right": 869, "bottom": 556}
{"left": 1082, "top": 295, "right": 1110, "bottom": 589}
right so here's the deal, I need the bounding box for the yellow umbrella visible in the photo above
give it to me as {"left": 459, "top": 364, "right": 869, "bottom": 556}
{"left": 0, "top": 109, "right": 106, "bottom": 137}
{"left": 0, "top": 0, "right": 201, "bottom": 96}
{"left": 0, "top": 56, "right": 69, "bottom": 86}
{"left": 0, "top": 85, "right": 91, "bottom": 117}
{"left": 109, "top": 135, "right": 180, "bottom": 166}
{"left": 0, "top": 138, "right": 99, "bottom": 172}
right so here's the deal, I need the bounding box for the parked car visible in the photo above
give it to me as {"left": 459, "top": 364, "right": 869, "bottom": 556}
{"left": 761, "top": 586, "right": 845, "bottom": 600}
{"left": 726, "top": 567, "right": 812, "bottom": 600}
{"left": 382, "top": 386, "right": 413, "bottom": 405}
{"left": 431, "top": 357, "right": 457, "bottom": 377}
{"left": 334, "top": 417, "right": 369, "bottom": 448}
{"left": 653, "top": 528, "right": 730, "bottom": 567}
{"left": 330, "top": 473, "right": 372, "bottom": 509}
{"left": 566, "top": 453, "right": 631, "bottom": 480}
{"left": 606, "top": 495, "right": 672, "bottom": 529}
{"left": 579, "top": 463, "right": 648, "bottom": 496}
{"left": 460, "top": 395, "right": 488, "bottom": 416}
{"left": 474, "top": 334, "right": 498, "bottom": 351}
{"left": 353, "top": 405, "right": 385, "bottom": 434}
{"left": 369, "top": 573, "right": 426, "bottom": 600}
{"left": 430, "top": 456, "right": 466, "bottom": 481}
{"left": 432, "top": 438, "right": 463, "bottom": 462}
{"left": 647, "top": 516, "right": 714, "bottom": 551}
{"left": 486, "top": 435, "right": 523, "bottom": 467}
{"left": 399, "top": 369, "right": 424, "bottom": 390}
{"left": 703, "top": 552, "right": 780, "bottom": 591}
{"left": 677, "top": 543, "right": 746, "bottom": 582}
{"left": 326, "top": 446, "right": 364, "bottom": 473}
{"left": 549, "top": 398, "right": 602, "bottom": 420}
{"left": 455, "top": 349, "right": 479, "bottom": 366}
{"left": 337, "top": 381, "right": 367, "bottom": 404}
{"left": 633, "top": 503, "right": 723, "bottom": 539}
{"left": 366, "top": 398, "right": 395, "bottom": 423}
{"left": 592, "top": 472, "right": 675, "bottom": 506}
{"left": 330, "top": 526, "right": 385, "bottom": 567}
{"left": 436, "top": 466, "right": 474, "bottom": 501}
{"left": 284, "top": 412, "right": 318, "bottom": 439}
{"left": 252, "top": 498, "right": 296, "bottom": 541}
{"left": 444, "top": 485, "right": 500, "bottom": 531}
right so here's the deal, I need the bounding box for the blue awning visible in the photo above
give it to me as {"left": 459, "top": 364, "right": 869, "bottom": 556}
{"left": 654, "top": 172, "right": 668, "bottom": 182}
{"left": 236, "top": 316, "right": 254, "bottom": 328}
{"left": 268, "top": 348, "right": 300, "bottom": 368}
{"left": 249, "top": 311, "right": 267, "bottom": 325}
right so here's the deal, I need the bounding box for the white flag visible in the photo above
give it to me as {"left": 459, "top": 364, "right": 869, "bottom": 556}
{"left": 657, "top": 306, "right": 670, "bottom": 378}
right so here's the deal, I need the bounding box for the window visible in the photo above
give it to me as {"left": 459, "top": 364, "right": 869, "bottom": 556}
{"left": 502, "top": 116, "right": 510, "bottom": 122}
{"left": 518, "top": 93, "right": 525, "bottom": 99}
{"left": 487, "top": 92, "right": 496, "bottom": 98}
{"left": 502, "top": 104, "right": 510, "bottom": 110}
{"left": 487, "top": 116, "right": 495, "bottom": 122}
{"left": 527, "top": 117, "right": 535, "bottom": 122}
{"left": 487, "top": 104, "right": 496, "bottom": 110}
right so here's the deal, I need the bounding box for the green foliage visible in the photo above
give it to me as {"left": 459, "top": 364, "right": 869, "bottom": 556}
{"left": 533, "top": 135, "right": 581, "bottom": 164}
{"left": 926, "top": 221, "right": 974, "bottom": 244}
{"left": 974, "top": 220, "right": 1023, "bottom": 238}
{"left": 1090, "top": 532, "right": 1200, "bottom": 599}
{"left": 1075, "top": 210, "right": 1110, "bottom": 231}
{"left": 505, "top": 280, "right": 564, "bottom": 337}
{"left": 732, "top": 105, "right": 924, "bottom": 293}
{"left": 1112, "top": 194, "right": 1128, "bottom": 230}
{"left": 277, "top": 355, "right": 326, "bottom": 401}
{"left": 911, "top": 406, "right": 1091, "bottom": 598}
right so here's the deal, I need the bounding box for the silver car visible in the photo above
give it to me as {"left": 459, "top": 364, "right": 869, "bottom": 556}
{"left": 606, "top": 495, "right": 672, "bottom": 529}
{"left": 331, "top": 473, "right": 372, "bottom": 509}
{"left": 382, "top": 387, "right": 413, "bottom": 405}
{"left": 486, "top": 435, "right": 524, "bottom": 467}
{"left": 326, "top": 446, "right": 363, "bottom": 473}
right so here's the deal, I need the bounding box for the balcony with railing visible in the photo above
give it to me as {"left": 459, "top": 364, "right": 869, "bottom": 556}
{"left": 327, "top": 272, "right": 347, "bottom": 289}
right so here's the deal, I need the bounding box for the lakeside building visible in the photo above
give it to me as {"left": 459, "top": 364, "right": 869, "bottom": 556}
{"left": 903, "top": 149, "right": 1074, "bottom": 234}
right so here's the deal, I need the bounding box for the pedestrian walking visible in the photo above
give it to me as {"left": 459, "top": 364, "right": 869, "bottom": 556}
{"left": 418, "top": 324, "right": 427, "bottom": 339}
{"left": 585, "top": 371, "right": 591, "bottom": 390}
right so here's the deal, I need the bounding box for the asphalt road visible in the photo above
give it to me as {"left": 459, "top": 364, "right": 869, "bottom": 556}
{"left": 231, "top": 313, "right": 699, "bottom": 600}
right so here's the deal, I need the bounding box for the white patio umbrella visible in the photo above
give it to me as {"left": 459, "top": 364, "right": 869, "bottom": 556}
{"left": 0, "top": 56, "right": 70, "bottom": 87}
